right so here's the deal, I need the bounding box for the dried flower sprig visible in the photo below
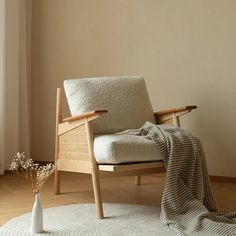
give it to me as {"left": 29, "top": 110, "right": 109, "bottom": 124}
{"left": 10, "top": 152, "right": 56, "bottom": 193}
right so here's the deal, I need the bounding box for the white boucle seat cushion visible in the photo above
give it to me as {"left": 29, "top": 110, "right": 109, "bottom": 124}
{"left": 64, "top": 76, "right": 156, "bottom": 134}
{"left": 93, "top": 134, "right": 162, "bottom": 164}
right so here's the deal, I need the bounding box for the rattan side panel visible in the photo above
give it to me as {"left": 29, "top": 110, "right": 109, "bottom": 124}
{"left": 58, "top": 125, "right": 90, "bottom": 161}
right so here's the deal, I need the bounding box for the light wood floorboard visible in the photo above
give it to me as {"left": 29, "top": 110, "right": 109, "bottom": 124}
{"left": 0, "top": 172, "right": 236, "bottom": 226}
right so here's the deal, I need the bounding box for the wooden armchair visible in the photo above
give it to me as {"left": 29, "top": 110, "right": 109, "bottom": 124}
{"left": 54, "top": 76, "right": 196, "bottom": 219}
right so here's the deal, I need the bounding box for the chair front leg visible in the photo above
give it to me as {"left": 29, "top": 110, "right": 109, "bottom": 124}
{"left": 91, "top": 169, "right": 104, "bottom": 219}
{"left": 54, "top": 170, "right": 60, "bottom": 194}
{"left": 85, "top": 118, "right": 104, "bottom": 219}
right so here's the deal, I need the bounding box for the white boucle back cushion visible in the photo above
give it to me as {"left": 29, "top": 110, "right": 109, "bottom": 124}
{"left": 64, "top": 76, "right": 156, "bottom": 134}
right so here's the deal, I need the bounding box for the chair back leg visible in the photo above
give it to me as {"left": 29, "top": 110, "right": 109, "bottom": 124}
{"left": 135, "top": 176, "right": 141, "bottom": 185}
{"left": 54, "top": 88, "right": 62, "bottom": 195}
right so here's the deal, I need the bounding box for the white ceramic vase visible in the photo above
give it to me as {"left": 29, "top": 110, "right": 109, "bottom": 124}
{"left": 31, "top": 192, "right": 43, "bottom": 233}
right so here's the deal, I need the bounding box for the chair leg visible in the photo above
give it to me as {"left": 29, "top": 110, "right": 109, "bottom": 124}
{"left": 54, "top": 170, "right": 60, "bottom": 195}
{"left": 135, "top": 176, "right": 141, "bottom": 185}
{"left": 91, "top": 171, "right": 104, "bottom": 219}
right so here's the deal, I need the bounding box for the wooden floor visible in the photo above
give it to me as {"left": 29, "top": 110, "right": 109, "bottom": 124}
{"left": 0, "top": 172, "right": 236, "bottom": 226}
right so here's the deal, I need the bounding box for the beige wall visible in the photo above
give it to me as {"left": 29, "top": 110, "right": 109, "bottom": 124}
{"left": 32, "top": 0, "right": 236, "bottom": 177}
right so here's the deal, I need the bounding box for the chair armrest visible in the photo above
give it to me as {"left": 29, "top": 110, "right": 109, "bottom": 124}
{"left": 154, "top": 105, "right": 197, "bottom": 116}
{"left": 154, "top": 105, "right": 197, "bottom": 124}
{"left": 63, "top": 110, "right": 108, "bottom": 123}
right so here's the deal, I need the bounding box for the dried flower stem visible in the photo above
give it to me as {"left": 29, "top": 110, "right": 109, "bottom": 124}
{"left": 10, "top": 152, "right": 56, "bottom": 194}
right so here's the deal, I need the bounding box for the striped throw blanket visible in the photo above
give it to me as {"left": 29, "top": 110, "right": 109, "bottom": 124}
{"left": 128, "top": 122, "right": 236, "bottom": 236}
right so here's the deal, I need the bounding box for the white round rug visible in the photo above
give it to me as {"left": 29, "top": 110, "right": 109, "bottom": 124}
{"left": 0, "top": 204, "right": 175, "bottom": 235}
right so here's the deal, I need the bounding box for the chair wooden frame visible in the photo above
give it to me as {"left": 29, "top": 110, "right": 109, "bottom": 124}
{"left": 54, "top": 87, "right": 197, "bottom": 219}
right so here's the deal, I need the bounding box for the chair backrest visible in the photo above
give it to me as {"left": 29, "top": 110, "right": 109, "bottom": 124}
{"left": 64, "top": 76, "right": 156, "bottom": 134}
